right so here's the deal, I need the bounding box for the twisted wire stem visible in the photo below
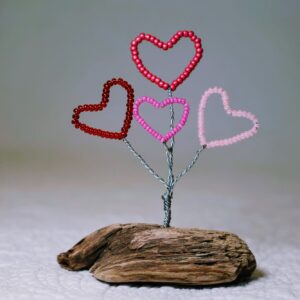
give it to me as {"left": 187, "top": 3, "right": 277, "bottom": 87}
{"left": 124, "top": 88, "right": 205, "bottom": 228}
{"left": 173, "top": 145, "right": 206, "bottom": 185}
{"left": 161, "top": 88, "right": 175, "bottom": 227}
{"left": 123, "top": 138, "right": 167, "bottom": 186}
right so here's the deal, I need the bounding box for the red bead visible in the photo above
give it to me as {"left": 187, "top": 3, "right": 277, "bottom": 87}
{"left": 167, "top": 41, "right": 173, "bottom": 48}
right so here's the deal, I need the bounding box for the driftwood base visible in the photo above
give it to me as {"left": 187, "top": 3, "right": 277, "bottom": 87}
{"left": 57, "top": 223, "right": 256, "bottom": 286}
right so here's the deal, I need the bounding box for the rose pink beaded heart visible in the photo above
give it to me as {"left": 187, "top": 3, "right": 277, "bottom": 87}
{"left": 198, "top": 87, "right": 259, "bottom": 149}
{"left": 133, "top": 97, "right": 190, "bottom": 143}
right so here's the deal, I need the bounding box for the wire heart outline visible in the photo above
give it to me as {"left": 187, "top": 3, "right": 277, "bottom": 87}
{"left": 130, "top": 30, "right": 203, "bottom": 91}
{"left": 72, "top": 78, "right": 134, "bottom": 140}
{"left": 198, "top": 87, "right": 259, "bottom": 148}
{"left": 133, "top": 96, "right": 190, "bottom": 143}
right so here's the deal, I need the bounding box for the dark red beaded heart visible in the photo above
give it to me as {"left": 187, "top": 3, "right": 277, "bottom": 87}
{"left": 130, "top": 30, "right": 203, "bottom": 91}
{"left": 72, "top": 78, "right": 134, "bottom": 140}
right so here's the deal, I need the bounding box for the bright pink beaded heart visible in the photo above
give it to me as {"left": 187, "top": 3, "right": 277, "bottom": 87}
{"left": 133, "top": 97, "right": 190, "bottom": 143}
{"left": 130, "top": 30, "right": 203, "bottom": 91}
{"left": 198, "top": 87, "right": 259, "bottom": 148}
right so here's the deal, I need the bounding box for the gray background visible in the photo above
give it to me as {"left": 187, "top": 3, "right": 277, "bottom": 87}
{"left": 0, "top": 1, "right": 299, "bottom": 299}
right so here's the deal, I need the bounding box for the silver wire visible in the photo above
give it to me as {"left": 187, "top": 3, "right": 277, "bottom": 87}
{"left": 123, "top": 138, "right": 167, "bottom": 186}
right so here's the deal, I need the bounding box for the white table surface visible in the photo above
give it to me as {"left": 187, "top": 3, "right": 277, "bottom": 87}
{"left": 0, "top": 157, "right": 299, "bottom": 300}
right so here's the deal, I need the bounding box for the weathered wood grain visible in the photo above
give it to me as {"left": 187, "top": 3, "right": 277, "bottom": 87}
{"left": 57, "top": 223, "right": 256, "bottom": 286}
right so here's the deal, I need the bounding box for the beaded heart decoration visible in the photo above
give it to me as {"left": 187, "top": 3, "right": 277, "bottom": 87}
{"left": 130, "top": 30, "right": 203, "bottom": 91}
{"left": 198, "top": 87, "right": 259, "bottom": 148}
{"left": 72, "top": 78, "right": 134, "bottom": 139}
{"left": 70, "top": 30, "right": 260, "bottom": 228}
{"left": 133, "top": 97, "right": 190, "bottom": 143}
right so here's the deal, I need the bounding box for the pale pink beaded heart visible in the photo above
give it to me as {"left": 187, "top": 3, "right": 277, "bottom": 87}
{"left": 133, "top": 97, "right": 190, "bottom": 143}
{"left": 198, "top": 87, "right": 259, "bottom": 148}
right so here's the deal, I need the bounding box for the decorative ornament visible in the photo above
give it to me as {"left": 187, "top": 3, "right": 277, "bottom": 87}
{"left": 133, "top": 96, "right": 190, "bottom": 143}
{"left": 60, "top": 30, "right": 260, "bottom": 287}
{"left": 198, "top": 87, "right": 259, "bottom": 148}
{"left": 130, "top": 30, "right": 203, "bottom": 91}
{"left": 72, "top": 78, "right": 134, "bottom": 140}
